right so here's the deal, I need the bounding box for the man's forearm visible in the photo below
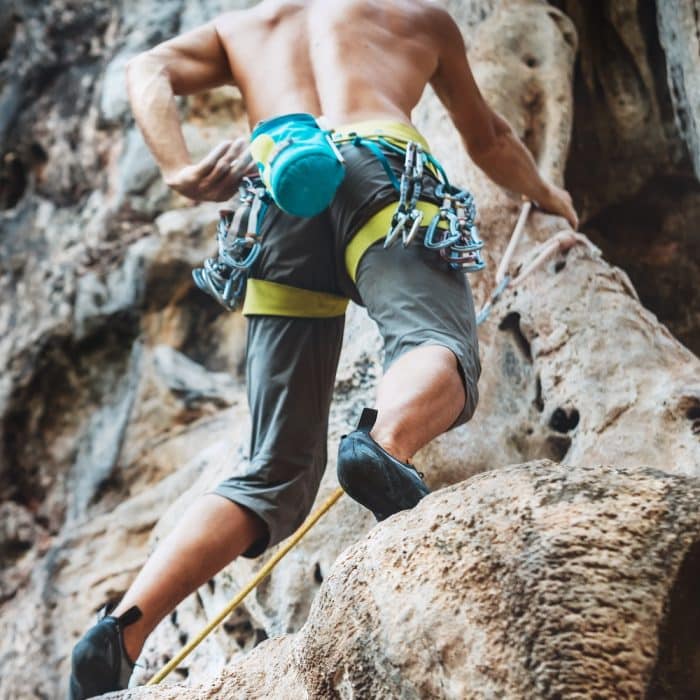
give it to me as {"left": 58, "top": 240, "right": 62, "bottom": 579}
{"left": 126, "top": 53, "right": 191, "bottom": 183}
{"left": 468, "top": 114, "right": 551, "bottom": 205}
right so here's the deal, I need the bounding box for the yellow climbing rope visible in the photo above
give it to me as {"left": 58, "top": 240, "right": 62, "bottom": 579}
{"left": 147, "top": 201, "right": 541, "bottom": 686}
{"left": 146, "top": 486, "right": 344, "bottom": 685}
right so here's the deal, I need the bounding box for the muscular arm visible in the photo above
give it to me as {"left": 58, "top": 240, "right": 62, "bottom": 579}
{"left": 430, "top": 11, "right": 577, "bottom": 227}
{"left": 126, "top": 18, "right": 252, "bottom": 200}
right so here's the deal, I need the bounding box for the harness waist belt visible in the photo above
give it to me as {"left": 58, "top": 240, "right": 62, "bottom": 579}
{"left": 243, "top": 279, "right": 349, "bottom": 318}
{"left": 331, "top": 119, "right": 432, "bottom": 153}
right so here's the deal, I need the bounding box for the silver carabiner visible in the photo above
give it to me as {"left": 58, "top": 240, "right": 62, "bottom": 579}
{"left": 425, "top": 210, "right": 461, "bottom": 249}
{"left": 385, "top": 211, "right": 408, "bottom": 248}
{"left": 220, "top": 239, "right": 262, "bottom": 270}
{"left": 402, "top": 208, "right": 424, "bottom": 247}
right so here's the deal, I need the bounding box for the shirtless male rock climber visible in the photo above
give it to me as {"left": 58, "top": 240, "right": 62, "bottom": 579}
{"left": 68, "top": 1, "right": 577, "bottom": 696}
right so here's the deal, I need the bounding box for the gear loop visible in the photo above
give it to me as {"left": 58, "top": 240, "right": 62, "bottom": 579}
{"left": 363, "top": 140, "right": 486, "bottom": 271}
{"left": 192, "top": 177, "right": 270, "bottom": 310}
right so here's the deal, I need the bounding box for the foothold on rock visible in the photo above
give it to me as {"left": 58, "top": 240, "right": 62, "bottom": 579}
{"left": 549, "top": 406, "right": 580, "bottom": 433}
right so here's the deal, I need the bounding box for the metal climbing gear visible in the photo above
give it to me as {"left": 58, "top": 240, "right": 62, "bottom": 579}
{"left": 385, "top": 141, "right": 425, "bottom": 248}
{"left": 345, "top": 133, "right": 486, "bottom": 272}
{"left": 425, "top": 183, "right": 485, "bottom": 272}
{"left": 192, "top": 178, "right": 270, "bottom": 311}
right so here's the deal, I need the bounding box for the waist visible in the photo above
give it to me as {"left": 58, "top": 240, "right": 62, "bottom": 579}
{"left": 251, "top": 112, "right": 430, "bottom": 151}
{"left": 330, "top": 118, "right": 432, "bottom": 153}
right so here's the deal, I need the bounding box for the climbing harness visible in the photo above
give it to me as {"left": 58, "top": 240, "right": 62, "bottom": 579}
{"left": 346, "top": 133, "right": 486, "bottom": 272}
{"left": 194, "top": 123, "right": 486, "bottom": 313}
{"left": 191, "top": 177, "right": 270, "bottom": 311}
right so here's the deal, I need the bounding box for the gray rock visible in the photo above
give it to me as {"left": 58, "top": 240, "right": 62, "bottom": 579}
{"left": 657, "top": 0, "right": 700, "bottom": 179}
{"left": 68, "top": 342, "right": 142, "bottom": 522}
{"left": 100, "top": 49, "right": 136, "bottom": 125}
{"left": 152, "top": 344, "right": 238, "bottom": 408}
{"left": 119, "top": 128, "right": 160, "bottom": 196}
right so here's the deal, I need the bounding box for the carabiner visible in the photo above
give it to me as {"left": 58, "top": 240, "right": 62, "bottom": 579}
{"left": 402, "top": 208, "right": 424, "bottom": 247}
{"left": 222, "top": 269, "right": 247, "bottom": 306}
{"left": 440, "top": 246, "right": 486, "bottom": 272}
{"left": 385, "top": 211, "right": 408, "bottom": 248}
{"left": 220, "top": 239, "right": 261, "bottom": 271}
{"left": 425, "top": 210, "right": 461, "bottom": 249}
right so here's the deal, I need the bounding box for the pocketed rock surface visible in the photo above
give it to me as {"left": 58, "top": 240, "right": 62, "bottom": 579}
{"left": 113, "top": 461, "right": 700, "bottom": 699}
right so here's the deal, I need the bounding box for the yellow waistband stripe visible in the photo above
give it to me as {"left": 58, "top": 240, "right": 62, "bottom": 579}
{"left": 345, "top": 200, "right": 449, "bottom": 283}
{"left": 243, "top": 279, "right": 349, "bottom": 318}
{"left": 332, "top": 119, "right": 431, "bottom": 153}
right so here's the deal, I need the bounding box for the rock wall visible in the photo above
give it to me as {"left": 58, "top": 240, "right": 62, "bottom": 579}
{"left": 116, "top": 462, "right": 700, "bottom": 699}
{"left": 0, "top": 0, "right": 699, "bottom": 698}
{"left": 657, "top": 0, "right": 700, "bottom": 181}
{"left": 553, "top": 0, "right": 700, "bottom": 354}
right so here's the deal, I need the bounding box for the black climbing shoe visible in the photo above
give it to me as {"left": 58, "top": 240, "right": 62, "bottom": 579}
{"left": 337, "top": 408, "right": 430, "bottom": 521}
{"left": 68, "top": 604, "right": 142, "bottom": 700}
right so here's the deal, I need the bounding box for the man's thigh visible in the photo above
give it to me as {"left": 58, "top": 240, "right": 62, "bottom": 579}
{"left": 355, "top": 241, "right": 481, "bottom": 426}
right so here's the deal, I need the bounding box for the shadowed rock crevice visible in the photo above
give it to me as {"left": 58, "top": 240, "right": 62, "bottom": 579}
{"left": 582, "top": 173, "right": 700, "bottom": 355}
{"left": 647, "top": 541, "right": 700, "bottom": 699}
{"left": 1, "top": 315, "right": 140, "bottom": 530}
{"left": 499, "top": 312, "right": 532, "bottom": 361}
{"left": 555, "top": 0, "right": 700, "bottom": 354}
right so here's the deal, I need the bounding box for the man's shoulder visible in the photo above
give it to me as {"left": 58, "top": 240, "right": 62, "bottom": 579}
{"left": 417, "top": 1, "right": 464, "bottom": 59}
{"left": 212, "top": 6, "right": 261, "bottom": 36}
{"left": 419, "top": 1, "right": 459, "bottom": 33}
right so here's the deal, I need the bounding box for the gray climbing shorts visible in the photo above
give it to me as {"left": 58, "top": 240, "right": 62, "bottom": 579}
{"left": 213, "top": 121, "right": 481, "bottom": 557}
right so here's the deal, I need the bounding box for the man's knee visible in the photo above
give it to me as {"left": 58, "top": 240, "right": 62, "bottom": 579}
{"left": 450, "top": 353, "right": 480, "bottom": 429}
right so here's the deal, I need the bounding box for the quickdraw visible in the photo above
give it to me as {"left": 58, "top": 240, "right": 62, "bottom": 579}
{"left": 385, "top": 141, "right": 425, "bottom": 248}
{"left": 192, "top": 178, "right": 270, "bottom": 310}
{"left": 347, "top": 135, "right": 486, "bottom": 272}
{"left": 425, "top": 183, "right": 485, "bottom": 272}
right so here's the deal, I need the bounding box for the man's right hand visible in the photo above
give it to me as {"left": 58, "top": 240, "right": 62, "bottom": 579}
{"left": 165, "top": 138, "right": 257, "bottom": 202}
{"left": 536, "top": 183, "right": 579, "bottom": 230}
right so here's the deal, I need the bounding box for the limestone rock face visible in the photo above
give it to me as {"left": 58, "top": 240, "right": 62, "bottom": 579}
{"left": 1, "top": 0, "right": 700, "bottom": 698}
{"left": 115, "top": 462, "right": 700, "bottom": 699}
{"left": 554, "top": 0, "right": 700, "bottom": 354}
{"left": 657, "top": 0, "right": 700, "bottom": 180}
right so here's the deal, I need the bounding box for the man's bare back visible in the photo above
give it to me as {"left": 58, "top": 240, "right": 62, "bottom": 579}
{"left": 215, "top": 0, "right": 447, "bottom": 126}
{"left": 127, "top": 0, "right": 577, "bottom": 225}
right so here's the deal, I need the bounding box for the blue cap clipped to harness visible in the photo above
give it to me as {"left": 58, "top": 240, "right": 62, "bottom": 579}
{"left": 250, "top": 113, "right": 345, "bottom": 218}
